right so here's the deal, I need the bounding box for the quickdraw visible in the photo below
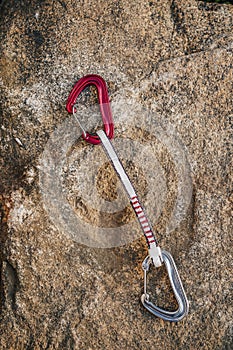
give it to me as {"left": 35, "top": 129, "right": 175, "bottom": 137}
{"left": 66, "top": 74, "right": 189, "bottom": 322}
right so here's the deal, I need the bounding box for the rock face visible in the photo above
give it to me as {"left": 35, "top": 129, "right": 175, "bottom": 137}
{"left": 0, "top": 0, "right": 232, "bottom": 349}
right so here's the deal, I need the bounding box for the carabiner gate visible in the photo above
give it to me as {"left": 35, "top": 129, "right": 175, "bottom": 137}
{"left": 141, "top": 251, "right": 189, "bottom": 322}
{"left": 66, "top": 74, "right": 114, "bottom": 144}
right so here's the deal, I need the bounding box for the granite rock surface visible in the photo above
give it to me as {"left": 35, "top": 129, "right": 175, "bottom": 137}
{"left": 0, "top": 0, "right": 232, "bottom": 349}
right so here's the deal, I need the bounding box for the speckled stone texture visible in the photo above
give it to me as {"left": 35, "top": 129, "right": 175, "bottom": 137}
{"left": 0, "top": 0, "right": 232, "bottom": 349}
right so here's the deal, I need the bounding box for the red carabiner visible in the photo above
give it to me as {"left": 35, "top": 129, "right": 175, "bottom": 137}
{"left": 66, "top": 74, "right": 114, "bottom": 145}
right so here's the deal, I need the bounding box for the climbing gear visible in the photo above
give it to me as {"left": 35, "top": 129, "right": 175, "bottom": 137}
{"left": 66, "top": 74, "right": 189, "bottom": 322}
{"left": 142, "top": 252, "right": 189, "bottom": 321}
{"left": 66, "top": 74, "right": 114, "bottom": 144}
{"left": 97, "top": 130, "right": 163, "bottom": 267}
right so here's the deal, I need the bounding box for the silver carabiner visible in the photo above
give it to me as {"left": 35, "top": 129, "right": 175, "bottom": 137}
{"left": 141, "top": 251, "right": 189, "bottom": 322}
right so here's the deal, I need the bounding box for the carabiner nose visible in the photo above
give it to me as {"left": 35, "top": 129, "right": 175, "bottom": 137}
{"left": 141, "top": 251, "right": 189, "bottom": 322}
{"left": 66, "top": 74, "right": 114, "bottom": 145}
